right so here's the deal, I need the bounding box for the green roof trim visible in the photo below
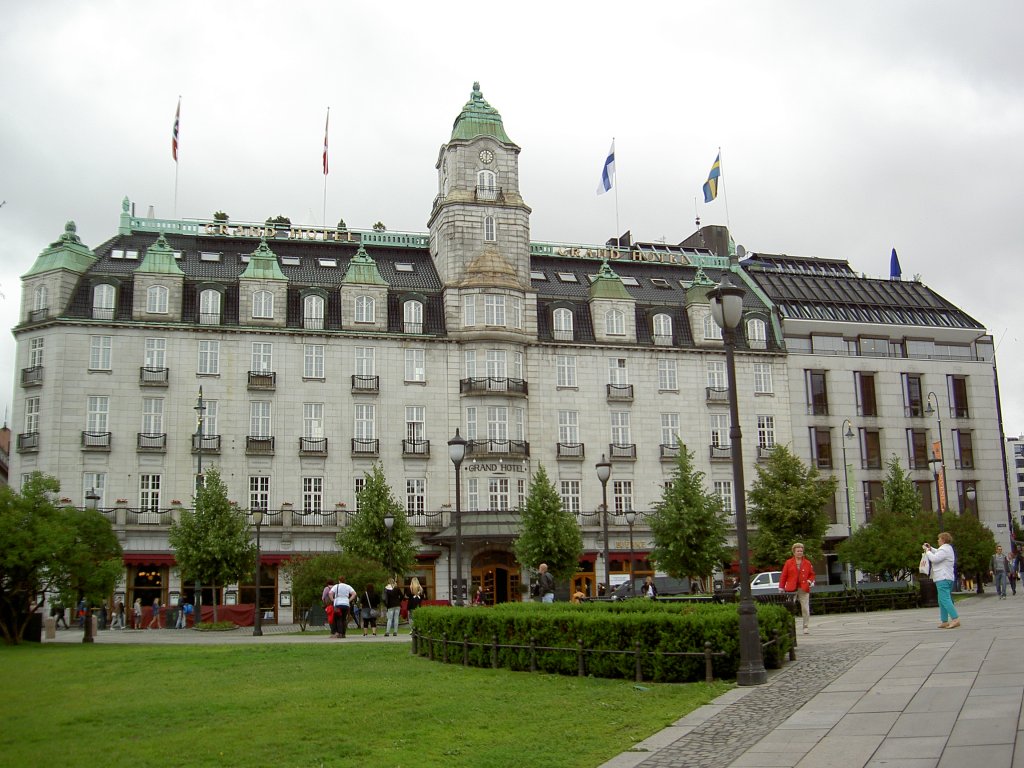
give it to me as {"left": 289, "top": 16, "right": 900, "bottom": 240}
{"left": 589, "top": 259, "right": 631, "bottom": 300}
{"left": 23, "top": 221, "right": 97, "bottom": 277}
{"left": 137, "top": 234, "right": 185, "bottom": 275}
{"left": 240, "top": 238, "right": 287, "bottom": 281}
{"left": 342, "top": 245, "right": 388, "bottom": 286}
{"left": 450, "top": 82, "right": 513, "bottom": 144}
{"left": 685, "top": 266, "right": 716, "bottom": 303}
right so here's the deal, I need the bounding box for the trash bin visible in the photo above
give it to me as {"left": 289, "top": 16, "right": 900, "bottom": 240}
{"left": 918, "top": 577, "right": 938, "bottom": 608}
{"left": 44, "top": 617, "right": 56, "bottom": 640}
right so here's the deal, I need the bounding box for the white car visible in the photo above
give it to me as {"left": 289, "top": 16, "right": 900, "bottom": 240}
{"left": 750, "top": 571, "right": 782, "bottom": 594}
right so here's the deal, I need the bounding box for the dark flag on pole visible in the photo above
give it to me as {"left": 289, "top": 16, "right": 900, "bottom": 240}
{"left": 322, "top": 109, "right": 329, "bottom": 176}
{"left": 890, "top": 248, "right": 901, "bottom": 280}
{"left": 172, "top": 98, "right": 181, "bottom": 162}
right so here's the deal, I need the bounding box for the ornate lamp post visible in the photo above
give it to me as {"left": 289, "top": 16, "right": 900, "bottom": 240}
{"left": 252, "top": 509, "right": 263, "bottom": 636}
{"left": 708, "top": 272, "right": 767, "bottom": 686}
{"left": 596, "top": 455, "right": 612, "bottom": 594}
{"left": 925, "top": 392, "right": 947, "bottom": 527}
{"left": 841, "top": 420, "right": 855, "bottom": 587}
{"left": 625, "top": 510, "right": 636, "bottom": 597}
{"left": 384, "top": 512, "right": 395, "bottom": 578}
{"left": 928, "top": 458, "right": 944, "bottom": 528}
{"left": 193, "top": 387, "right": 207, "bottom": 622}
{"left": 82, "top": 488, "right": 101, "bottom": 644}
{"left": 448, "top": 429, "right": 467, "bottom": 606}
{"left": 965, "top": 486, "right": 982, "bottom": 593}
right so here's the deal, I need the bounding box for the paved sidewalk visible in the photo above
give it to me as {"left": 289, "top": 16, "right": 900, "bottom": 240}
{"left": 600, "top": 593, "right": 1024, "bottom": 768}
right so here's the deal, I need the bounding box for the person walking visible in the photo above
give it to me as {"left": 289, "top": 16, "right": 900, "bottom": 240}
{"left": 360, "top": 583, "right": 380, "bottom": 637}
{"left": 322, "top": 580, "right": 336, "bottom": 636}
{"left": 147, "top": 597, "right": 162, "bottom": 629}
{"left": 110, "top": 599, "right": 124, "bottom": 630}
{"left": 382, "top": 579, "right": 402, "bottom": 636}
{"left": 1010, "top": 550, "right": 1020, "bottom": 596}
{"left": 538, "top": 563, "right": 555, "bottom": 603}
{"left": 990, "top": 545, "right": 1010, "bottom": 599}
{"left": 50, "top": 600, "right": 69, "bottom": 629}
{"left": 406, "top": 577, "right": 424, "bottom": 630}
{"left": 175, "top": 600, "right": 187, "bottom": 629}
{"left": 924, "top": 532, "right": 960, "bottom": 629}
{"left": 330, "top": 577, "right": 356, "bottom": 638}
{"left": 780, "top": 542, "right": 816, "bottom": 634}
{"left": 132, "top": 598, "right": 143, "bottom": 630}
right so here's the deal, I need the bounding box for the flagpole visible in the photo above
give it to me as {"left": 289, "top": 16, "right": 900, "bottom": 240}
{"left": 173, "top": 96, "right": 181, "bottom": 219}
{"left": 322, "top": 106, "right": 330, "bottom": 226}
{"left": 612, "top": 136, "right": 621, "bottom": 251}
{"left": 719, "top": 146, "right": 731, "bottom": 234}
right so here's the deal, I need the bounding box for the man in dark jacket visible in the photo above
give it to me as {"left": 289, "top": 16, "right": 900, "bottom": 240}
{"left": 539, "top": 563, "right": 555, "bottom": 603}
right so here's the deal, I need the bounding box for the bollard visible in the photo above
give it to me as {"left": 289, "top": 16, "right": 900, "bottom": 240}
{"left": 577, "top": 638, "right": 585, "bottom": 677}
{"left": 704, "top": 641, "right": 714, "bottom": 683}
{"left": 635, "top": 640, "right": 643, "bottom": 683}
{"left": 492, "top": 634, "right": 499, "bottom": 669}
{"left": 44, "top": 617, "right": 56, "bottom": 640}
{"left": 410, "top": 629, "right": 418, "bottom": 655}
{"left": 428, "top": 634, "right": 435, "bottom": 661}
{"left": 788, "top": 622, "right": 797, "bottom": 661}
{"left": 530, "top": 636, "right": 537, "bottom": 673}
{"left": 442, "top": 632, "right": 448, "bottom": 664}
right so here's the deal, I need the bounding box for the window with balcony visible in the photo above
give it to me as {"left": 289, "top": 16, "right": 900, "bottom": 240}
{"left": 33, "top": 285, "right": 48, "bottom": 319}
{"left": 747, "top": 318, "right": 767, "bottom": 348}
{"left": 859, "top": 428, "right": 882, "bottom": 469}
{"left": 248, "top": 401, "right": 272, "bottom": 453}
{"left": 653, "top": 313, "right": 673, "bottom": 345}
{"left": 714, "top": 481, "right": 734, "bottom": 514}
{"left": 811, "top": 427, "right": 833, "bottom": 469}
{"left": 406, "top": 479, "right": 426, "bottom": 521}
{"left": 902, "top": 373, "right": 924, "bottom": 417}
{"left": 353, "top": 404, "right": 377, "bottom": 455}
{"left": 660, "top": 413, "right": 680, "bottom": 458}
{"left": 303, "top": 294, "right": 325, "bottom": 330}
{"left": 948, "top": 375, "right": 969, "bottom": 418}
{"left": 403, "top": 406, "right": 429, "bottom": 456}
{"left": 855, "top": 372, "right": 878, "bottom": 417}
{"left": 553, "top": 308, "right": 574, "bottom": 341}
{"left": 477, "top": 169, "right": 497, "bottom": 198}
{"left": 139, "top": 474, "right": 161, "bottom": 515}
{"left": 610, "top": 411, "right": 631, "bottom": 449}
{"left": 707, "top": 360, "right": 726, "bottom": 389}
{"left": 758, "top": 416, "right": 776, "bottom": 456}
{"left": 92, "top": 284, "right": 116, "bottom": 320}
{"left": 806, "top": 370, "right": 828, "bottom": 416}
{"left": 560, "top": 480, "right": 581, "bottom": 517}
{"left": 954, "top": 429, "right": 974, "bottom": 469}
{"left": 199, "top": 288, "right": 222, "bottom": 325}
{"left": 83, "top": 395, "right": 111, "bottom": 450}
{"left": 249, "top": 476, "right": 270, "bottom": 512}
{"left": 710, "top": 413, "right": 729, "bottom": 449}
{"left": 403, "top": 300, "right": 424, "bottom": 334}
{"left": 613, "top": 480, "right": 634, "bottom": 515}
{"left": 607, "top": 358, "right": 632, "bottom": 400}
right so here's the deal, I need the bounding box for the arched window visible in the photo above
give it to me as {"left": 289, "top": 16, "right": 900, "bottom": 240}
{"left": 747, "top": 318, "right": 767, "bottom": 347}
{"left": 652, "top": 313, "right": 673, "bottom": 345}
{"left": 404, "top": 299, "right": 424, "bottom": 334}
{"left": 703, "top": 314, "right": 723, "bottom": 341}
{"left": 92, "top": 284, "right": 115, "bottom": 320}
{"left": 355, "top": 295, "right": 375, "bottom": 323}
{"left": 33, "top": 285, "right": 48, "bottom": 312}
{"left": 199, "top": 288, "right": 221, "bottom": 325}
{"left": 304, "top": 295, "right": 325, "bottom": 330}
{"left": 553, "top": 308, "right": 574, "bottom": 341}
{"left": 484, "top": 215, "right": 496, "bottom": 242}
{"left": 605, "top": 308, "right": 625, "bottom": 336}
{"left": 252, "top": 290, "right": 274, "bottom": 319}
{"left": 147, "top": 285, "right": 169, "bottom": 314}
{"left": 477, "top": 170, "right": 497, "bottom": 201}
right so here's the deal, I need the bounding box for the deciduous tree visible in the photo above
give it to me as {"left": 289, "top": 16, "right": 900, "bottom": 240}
{"left": 283, "top": 552, "right": 388, "bottom": 630}
{"left": 336, "top": 465, "right": 416, "bottom": 580}
{"left": 513, "top": 464, "right": 582, "bottom": 582}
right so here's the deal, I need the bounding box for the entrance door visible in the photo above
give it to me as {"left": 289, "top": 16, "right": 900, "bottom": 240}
{"left": 471, "top": 551, "right": 520, "bottom": 605}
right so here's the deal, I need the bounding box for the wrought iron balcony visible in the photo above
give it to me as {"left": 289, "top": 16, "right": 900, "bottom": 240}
{"left": 608, "top": 443, "right": 637, "bottom": 460}
{"left": 27, "top": 308, "right": 49, "bottom": 323}
{"left": 653, "top": 333, "right": 673, "bottom": 347}
{"left": 192, "top": 434, "right": 221, "bottom": 454}
{"left": 139, "top": 367, "right": 169, "bottom": 386}
{"left": 459, "top": 377, "right": 528, "bottom": 396}
{"left": 21, "top": 366, "right": 43, "bottom": 387}
{"left": 402, "top": 439, "right": 430, "bottom": 457}
{"left": 709, "top": 444, "right": 732, "bottom": 461}
{"left": 299, "top": 437, "right": 328, "bottom": 455}
{"left": 352, "top": 375, "right": 379, "bottom": 393}
{"left": 248, "top": 371, "right": 276, "bottom": 390}
{"left": 757, "top": 444, "right": 776, "bottom": 460}
{"left": 705, "top": 387, "right": 728, "bottom": 403}
{"left": 404, "top": 321, "right": 423, "bottom": 335}
{"left": 352, "top": 438, "right": 380, "bottom": 456}
{"left": 660, "top": 443, "right": 680, "bottom": 460}
{"left": 606, "top": 384, "right": 633, "bottom": 401}
{"left": 474, "top": 185, "right": 505, "bottom": 203}
{"left": 198, "top": 311, "right": 221, "bottom": 326}
{"left": 137, "top": 433, "right": 167, "bottom": 451}
{"left": 246, "top": 436, "right": 275, "bottom": 455}
{"left": 466, "top": 440, "right": 530, "bottom": 459}
{"left": 17, "top": 432, "right": 39, "bottom": 452}
{"left": 556, "top": 442, "right": 585, "bottom": 459}
{"left": 303, "top": 316, "right": 324, "bottom": 330}
{"left": 81, "top": 431, "right": 112, "bottom": 451}
{"left": 553, "top": 329, "right": 574, "bottom": 342}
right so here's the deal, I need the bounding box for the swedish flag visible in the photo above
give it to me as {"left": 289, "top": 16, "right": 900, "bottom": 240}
{"left": 703, "top": 152, "right": 721, "bottom": 203}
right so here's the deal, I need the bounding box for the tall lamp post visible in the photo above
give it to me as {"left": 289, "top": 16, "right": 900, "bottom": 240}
{"left": 82, "top": 488, "right": 101, "bottom": 644}
{"left": 252, "top": 509, "right": 263, "bottom": 636}
{"left": 925, "top": 392, "right": 947, "bottom": 526}
{"left": 841, "top": 420, "right": 855, "bottom": 588}
{"left": 708, "top": 273, "right": 767, "bottom": 686}
{"left": 193, "top": 388, "right": 206, "bottom": 624}
{"left": 448, "top": 429, "right": 467, "bottom": 606}
{"left": 625, "top": 510, "right": 636, "bottom": 597}
{"left": 928, "top": 458, "right": 944, "bottom": 528}
{"left": 965, "top": 486, "right": 982, "bottom": 593}
{"left": 596, "top": 455, "right": 612, "bottom": 594}
{"left": 384, "top": 512, "right": 395, "bottom": 578}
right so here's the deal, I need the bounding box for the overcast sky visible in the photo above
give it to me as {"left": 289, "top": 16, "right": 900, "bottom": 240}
{"left": 2, "top": 2, "right": 1023, "bottom": 436}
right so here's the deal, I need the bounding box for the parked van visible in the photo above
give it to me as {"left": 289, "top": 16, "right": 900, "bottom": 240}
{"left": 606, "top": 576, "right": 691, "bottom": 600}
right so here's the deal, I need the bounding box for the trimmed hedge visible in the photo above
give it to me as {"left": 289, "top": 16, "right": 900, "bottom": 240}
{"left": 412, "top": 601, "right": 794, "bottom": 683}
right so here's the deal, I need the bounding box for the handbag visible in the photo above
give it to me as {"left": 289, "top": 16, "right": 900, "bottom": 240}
{"left": 366, "top": 592, "right": 379, "bottom": 620}
{"left": 919, "top": 553, "right": 931, "bottom": 576}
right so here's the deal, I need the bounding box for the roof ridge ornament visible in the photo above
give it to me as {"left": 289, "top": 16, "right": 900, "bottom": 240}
{"left": 450, "top": 82, "right": 513, "bottom": 144}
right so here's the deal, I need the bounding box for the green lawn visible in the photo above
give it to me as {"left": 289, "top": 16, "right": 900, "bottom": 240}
{"left": 0, "top": 643, "right": 730, "bottom": 768}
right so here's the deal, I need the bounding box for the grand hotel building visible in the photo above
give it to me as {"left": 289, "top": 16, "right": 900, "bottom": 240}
{"left": 10, "top": 84, "right": 1011, "bottom": 621}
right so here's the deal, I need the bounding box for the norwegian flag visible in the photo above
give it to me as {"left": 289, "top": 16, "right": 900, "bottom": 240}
{"left": 322, "top": 108, "right": 329, "bottom": 175}
{"left": 172, "top": 98, "right": 180, "bottom": 162}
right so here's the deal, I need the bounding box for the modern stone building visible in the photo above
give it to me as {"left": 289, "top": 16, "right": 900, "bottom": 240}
{"left": 9, "top": 84, "right": 1010, "bottom": 621}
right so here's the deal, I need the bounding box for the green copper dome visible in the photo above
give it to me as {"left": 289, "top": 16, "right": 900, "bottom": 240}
{"left": 450, "top": 82, "right": 513, "bottom": 144}
{"left": 589, "top": 259, "right": 631, "bottom": 300}
{"left": 24, "top": 221, "right": 97, "bottom": 277}
{"left": 342, "top": 245, "right": 388, "bottom": 286}
{"left": 240, "top": 238, "right": 287, "bottom": 281}
{"left": 137, "top": 234, "right": 185, "bottom": 275}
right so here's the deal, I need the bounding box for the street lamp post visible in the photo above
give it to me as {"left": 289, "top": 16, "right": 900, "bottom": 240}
{"left": 708, "top": 273, "right": 767, "bottom": 686}
{"left": 925, "top": 392, "right": 947, "bottom": 527}
{"left": 596, "top": 455, "right": 612, "bottom": 594}
{"left": 841, "top": 420, "right": 855, "bottom": 588}
{"left": 252, "top": 509, "right": 263, "bottom": 636}
{"left": 448, "top": 429, "right": 467, "bottom": 606}
{"left": 82, "top": 488, "right": 101, "bottom": 644}
{"left": 193, "top": 388, "right": 206, "bottom": 624}
{"left": 928, "top": 458, "right": 944, "bottom": 528}
{"left": 625, "top": 510, "right": 636, "bottom": 597}
{"left": 384, "top": 512, "right": 395, "bottom": 578}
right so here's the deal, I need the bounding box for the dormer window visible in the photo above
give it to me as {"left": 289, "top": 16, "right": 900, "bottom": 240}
{"left": 747, "top": 318, "right": 767, "bottom": 347}
{"left": 304, "top": 294, "right": 325, "bottom": 330}
{"left": 553, "top": 308, "right": 574, "bottom": 341}
{"left": 252, "top": 290, "right": 274, "bottom": 320}
{"left": 92, "top": 284, "right": 116, "bottom": 320}
{"left": 653, "top": 313, "right": 672, "bottom": 345}
{"left": 703, "top": 314, "right": 723, "bottom": 341}
{"left": 33, "top": 285, "right": 48, "bottom": 312}
{"left": 199, "top": 288, "right": 222, "bottom": 325}
{"left": 484, "top": 215, "right": 496, "bottom": 242}
{"left": 404, "top": 299, "right": 424, "bottom": 334}
{"left": 606, "top": 309, "right": 625, "bottom": 336}
{"left": 355, "top": 295, "right": 375, "bottom": 323}
{"left": 147, "top": 285, "right": 169, "bottom": 314}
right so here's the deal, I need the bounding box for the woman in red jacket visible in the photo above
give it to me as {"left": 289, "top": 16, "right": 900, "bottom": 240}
{"left": 780, "top": 542, "right": 815, "bottom": 634}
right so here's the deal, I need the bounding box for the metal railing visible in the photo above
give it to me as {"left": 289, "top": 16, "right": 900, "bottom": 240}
{"left": 299, "top": 437, "right": 328, "bottom": 455}
{"left": 139, "top": 367, "right": 169, "bottom": 386}
{"left": 466, "top": 440, "right": 530, "bottom": 459}
{"left": 246, "top": 436, "right": 275, "bottom": 455}
{"left": 459, "top": 377, "right": 529, "bottom": 396}
{"left": 402, "top": 439, "right": 430, "bottom": 457}
{"left": 137, "top": 433, "right": 167, "bottom": 451}
{"left": 557, "top": 442, "right": 585, "bottom": 459}
{"left": 352, "top": 438, "right": 380, "bottom": 456}
{"left": 81, "top": 431, "right": 112, "bottom": 450}
{"left": 248, "top": 371, "right": 277, "bottom": 390}
{"left": 608, "top": 443, "right": 637, "bottom": 460}
{"left": 606, "top": 384, "right": 634, "bottom": 401}
{"left": 21, "top": 366, "right": 43, "bottom": 386}
{"left": 351, "top": 375, "right": 379, "bottom": 393}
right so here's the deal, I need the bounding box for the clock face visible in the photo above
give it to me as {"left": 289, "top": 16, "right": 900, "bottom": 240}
{"left": 479, "top": 149, "right": 494, "bottom": 164}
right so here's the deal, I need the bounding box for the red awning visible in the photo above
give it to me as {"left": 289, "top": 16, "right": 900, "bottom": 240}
{"left": 123, "top": 553, "right": 177, "bottom": 566}
{"left": 258, "top": 554, "right": 294, "bottom": 565}
{"left": 416, "top": 551, "right": 443, "bottom": 561}
{"left": 579, "top": 553, "right": 597, "bottom": 564}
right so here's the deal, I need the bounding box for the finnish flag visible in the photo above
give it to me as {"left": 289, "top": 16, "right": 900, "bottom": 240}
{"left": 596, "top": 140, "right": 615, "bottom": 195}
